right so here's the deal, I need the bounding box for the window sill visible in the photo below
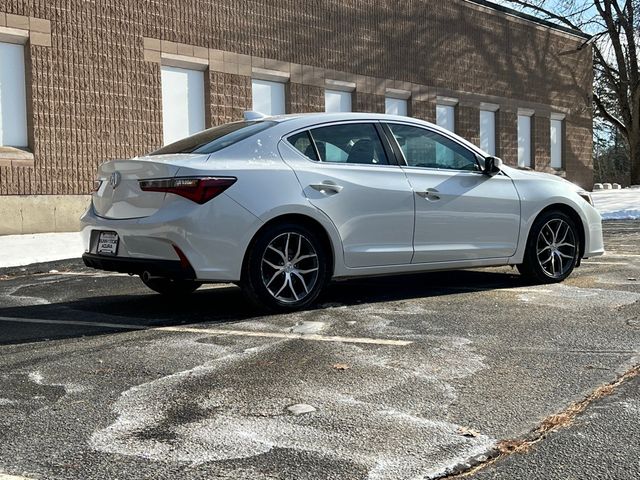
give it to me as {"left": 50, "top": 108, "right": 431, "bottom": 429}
{"left": 0, "top": 147, "right": 35, "bottom": 168}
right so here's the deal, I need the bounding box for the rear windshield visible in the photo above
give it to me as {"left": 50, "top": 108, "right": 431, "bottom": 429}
{"left": 150, "top": 121, "right": 277, "bottom": 156}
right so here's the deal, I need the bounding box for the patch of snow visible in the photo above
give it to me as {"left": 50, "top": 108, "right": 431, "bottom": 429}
{"left": 592, "top": 189, "right": 640, "bottom": 220}
{"left": 0, "top": 232, "right": 84, "bottom": 268}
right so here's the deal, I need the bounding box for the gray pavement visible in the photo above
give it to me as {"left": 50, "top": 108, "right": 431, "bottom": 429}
{"left": 0, "top": 222, "right": 638, "bottom": 480}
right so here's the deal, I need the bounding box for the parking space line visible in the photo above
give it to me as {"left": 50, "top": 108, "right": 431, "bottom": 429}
{"left": 0, "top": 317, "right": 411, "bottom": 346}
{"left": 0, "top": 474, "right": 37, "bottom": 480}
{"left": 0, "top": 316, "right": 148, "bottom": 330}
{"left": 157, "top": 326, "right": 413, "bottom": 346}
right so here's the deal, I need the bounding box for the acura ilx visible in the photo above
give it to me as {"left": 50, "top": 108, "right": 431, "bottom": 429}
{"left": 81, "top": 113, "right": 604, "bottom": 310}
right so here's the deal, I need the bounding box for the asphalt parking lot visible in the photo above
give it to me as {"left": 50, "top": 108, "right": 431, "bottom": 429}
{"left": 0, "top": 222, "right": 639, "bottom": 480}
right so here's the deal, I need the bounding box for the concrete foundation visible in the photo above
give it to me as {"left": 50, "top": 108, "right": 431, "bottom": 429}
{"left": 0, "top": 195, "right": 90, "bottom": 235}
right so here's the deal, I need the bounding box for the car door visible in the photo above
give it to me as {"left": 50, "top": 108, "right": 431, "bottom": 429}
{"left": 278, "top": 121, "right": 415, "bottom": 268}
{"left": 383, "top": 122, "right": 521, "bottom": 263}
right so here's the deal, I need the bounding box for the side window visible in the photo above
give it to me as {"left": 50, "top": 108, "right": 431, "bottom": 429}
{"left": 387, "top": 123, "right": 479, "bottom": 171}
{"left": 309, "top": 123, "right": 389, "bottom": 165}
{"left": 288, "top": 131, "right": 319, "bottom": 161}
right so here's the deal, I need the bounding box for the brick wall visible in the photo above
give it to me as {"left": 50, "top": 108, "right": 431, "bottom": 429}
{"left": 0, "top": 0, "right": 593, "bottom": 197}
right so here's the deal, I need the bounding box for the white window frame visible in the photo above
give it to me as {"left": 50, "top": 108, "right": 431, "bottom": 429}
{"left": 436, "top": 97, "right": 457, "bottom": 133}
{"left": 0, "top": 35, "right": 29, "bottom": 148}
{"left": 160, "top": 63, "right": 206, "bottom": 146}
{"left": 251, "top": 78, "right": 286, "bottom": 116}
{"left": 517, "top": 109, "right": 534, "bottom": 168}
{"left": 385, "top": 88, "right": 410, "bottom": 116}
{"left": 479, "top": 102, "right": 498, "bottom": 156}
{"left": 550, "top": 113, "right": 565, "bottom": 169}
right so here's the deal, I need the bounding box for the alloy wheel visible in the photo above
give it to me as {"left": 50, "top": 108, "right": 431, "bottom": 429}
{"left": 260, "top": 232, "right": 320, "bottom": 304}
{"left": 536, "top": 218, "right": 577, "bottom": 278}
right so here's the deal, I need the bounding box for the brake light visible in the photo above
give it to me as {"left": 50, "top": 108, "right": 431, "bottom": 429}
{"left": 139, "top": 177, "right": 237, "bottom": 204}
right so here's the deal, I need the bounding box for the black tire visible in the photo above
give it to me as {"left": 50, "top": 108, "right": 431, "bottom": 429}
{"left": 241, "top": 222, "right": 329, "bottom": 312}
{"left": 140, "top": 276, "right": 202, "bottom": 296}
{"left": 517, "top": 210, "right": 580, "bottom": 283}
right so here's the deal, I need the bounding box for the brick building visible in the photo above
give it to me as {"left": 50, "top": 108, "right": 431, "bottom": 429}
{"left": 0, "top": 0, "right": 593, "bottom": 234}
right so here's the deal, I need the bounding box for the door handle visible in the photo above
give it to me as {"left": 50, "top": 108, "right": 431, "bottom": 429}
{"left": 416, "top": 188, "right": 440, "bottom": 201}
{"left": 309, "top": 182, "right": 343, "bottom": 195}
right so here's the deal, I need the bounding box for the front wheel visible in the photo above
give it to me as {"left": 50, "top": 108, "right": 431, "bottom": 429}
{"left": 242, "top": 223, "right": 329, "bottom": 311}
{"left": 140, "top": 276, "right": 202, "bottom": 296}
{"left": 517, "top": 211, "right": 580, "bottom": 283}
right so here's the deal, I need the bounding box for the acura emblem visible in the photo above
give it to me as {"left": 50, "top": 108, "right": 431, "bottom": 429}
{"left": 109, "top": 171, "right": 121, "bottom": 188}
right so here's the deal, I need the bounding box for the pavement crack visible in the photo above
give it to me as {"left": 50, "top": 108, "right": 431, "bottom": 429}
{"left": 432, "top": 364, "right": 640, "bottom": 479}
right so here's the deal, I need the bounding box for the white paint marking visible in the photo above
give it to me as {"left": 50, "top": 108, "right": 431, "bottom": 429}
{"left": 157, "top": 326, "right": 413, "bottom": 346}
{"left": 0, "top": 316, "right": 411, "bottom": 346}
{"left": 0, "top": 474, "right": 37, "bottom": 480}
{"left": 582, "top": 261, "right": 630, "bottom": 265}
{"left": 0, "top": 316, "right": 148, "bottom": 331}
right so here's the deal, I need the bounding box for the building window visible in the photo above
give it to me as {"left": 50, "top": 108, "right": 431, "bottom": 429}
{"left": 479, "top": 103, "right": 498, "bottom": 156}
{"left": 0, "top": 42, "right": 28, "bottom": 147}
{"left": 550, "top": 114, "right": 564, "bottom": 169}
{"left": 161, "top": 65, "right": 205, "bottom": 145}
{"left": 251, "top": 79, "right": 285, "bottom": 116}
{"left": 385, "top": 97, "right": 407, "bottom": 116}
{"left": 325, "top": 89, "right": 351, "bottom": 113}
{"left": 436, "top": 103, "right": 456, "bottom": 133}
{"left": 517, "top": 109, "right": 534, "bottom": 168}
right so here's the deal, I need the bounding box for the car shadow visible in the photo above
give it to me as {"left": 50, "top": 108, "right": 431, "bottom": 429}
{"left": 0, "top": 268, "right": 524, "bottom": 345}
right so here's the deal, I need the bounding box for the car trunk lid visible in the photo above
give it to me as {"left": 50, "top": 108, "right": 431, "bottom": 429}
{"left": 92, "top": 154, "right": 208, "bottom": 219}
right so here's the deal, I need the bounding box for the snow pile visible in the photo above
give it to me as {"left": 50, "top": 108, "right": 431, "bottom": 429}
{"left": 0, "top": 232, "right": 84, "bottom": 268}
{"left": 592, "top": 188, "right": 640, "bottom": 220}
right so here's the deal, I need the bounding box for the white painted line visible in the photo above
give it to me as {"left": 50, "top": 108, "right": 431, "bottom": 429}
{"left": 158, "top": 326, "right": 413, "bottom": 346}
{"left": 0, "top": 316, "right": 148, "bottom": 330}
{"left": 582, "top": 261, "right": 630, "bottom": 265}
{"left": 0, "top": 474, "right": 37, "bottom": 480}
{"left": 0, "top": 317, "right": 411, "bottom": 346}
{"left": 605, "top": 253, "right": 640, "bottom": 258}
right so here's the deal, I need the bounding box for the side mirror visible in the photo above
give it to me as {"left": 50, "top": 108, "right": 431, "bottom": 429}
{"left": 483, "top": 156, "right": 503, "bottom": 175}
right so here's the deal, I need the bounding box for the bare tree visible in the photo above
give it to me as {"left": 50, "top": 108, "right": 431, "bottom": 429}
{"left": 503, "top": 0, "right": 640, "bottom": 185}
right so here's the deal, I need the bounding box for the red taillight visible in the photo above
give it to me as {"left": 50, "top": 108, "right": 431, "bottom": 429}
{"left": 139, "top": 177, "right": 237, "bottom": 204}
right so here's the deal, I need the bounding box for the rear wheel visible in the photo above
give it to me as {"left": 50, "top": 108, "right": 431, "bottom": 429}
{"left": 517, "top": 210, "right": 580, "bottom": 283}
{"left": 242, "top": 223, "right": 329, "bottom": 311}
{"left": 140, "top": 276, "right": 201, "bottom": 296}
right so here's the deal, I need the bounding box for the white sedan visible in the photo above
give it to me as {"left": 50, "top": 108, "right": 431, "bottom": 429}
{"left": 81, "top": 113, "right": 604, "bottom": 310}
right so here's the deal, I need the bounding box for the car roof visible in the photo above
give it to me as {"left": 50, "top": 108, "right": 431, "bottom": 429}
{"left": 258, "top": 112, "right": 489, "bottom": 158}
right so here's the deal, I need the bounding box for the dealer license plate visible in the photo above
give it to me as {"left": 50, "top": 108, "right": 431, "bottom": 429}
{"left": 97, "top": 231, "right": 119, "bottom": 255}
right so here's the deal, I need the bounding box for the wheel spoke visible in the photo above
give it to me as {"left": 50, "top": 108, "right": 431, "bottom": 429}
{"left": 265, "top": 269, "right": 283, "bottom": 288}
{"left": 557, "top": 251, "right": 574, "bottom": 259}
{"left": 556, "top": 251, "right": 564, "bottom": 274}
{"left": 263, "top": 259, "right": 283, "bottom": 270}
{"left": 556, "top": 242, "right": 575, "bottom": 249}
{"left": 295, "top": 235, "right": 302, "bottom": 261}
{"left": 296, "top": 267, "right": 318, "bottom": 274}
{"left": 288, "top": 275, "right": 299, "bottom": 301}
{"left": 293, "top": 253, "right": 317, "bottom": 263}
{"left": 292, "top": 271, "right": 309, "bottom": 293}
{"left": 274, "top": 275, "right": 289, "bottom": 297}
{"left": 541, "top": 254, "right": 553, "bottom": 265}
{"left": 537, "top": 245, "right": 551, "bottom": 255}
{"left": 285, "top": 233, "right": 291, "bottom": 260}
{"left": 268, "top": 245, "right": 287, "bottom": 262}
{"left": 557, "top": 224, "right": 569, "bottom": 244}
{"left": 544, "top": 224, "right": 555, "bottom": 243}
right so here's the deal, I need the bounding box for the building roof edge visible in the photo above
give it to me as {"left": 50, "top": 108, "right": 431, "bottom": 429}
{"left": 464, "top": 0, "right": 591, "bottom": 40}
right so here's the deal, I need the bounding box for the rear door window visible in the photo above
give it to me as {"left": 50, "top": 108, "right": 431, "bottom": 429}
{"left": 287, "top": 131, "right": 319, "bottom": 161}
{"left": 309, "top": 123, "right": 390, "bottom": 165}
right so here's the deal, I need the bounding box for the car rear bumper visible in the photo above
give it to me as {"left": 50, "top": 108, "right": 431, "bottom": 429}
{"left": 82, "top": 253, "right": 196, "bottom": 279}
